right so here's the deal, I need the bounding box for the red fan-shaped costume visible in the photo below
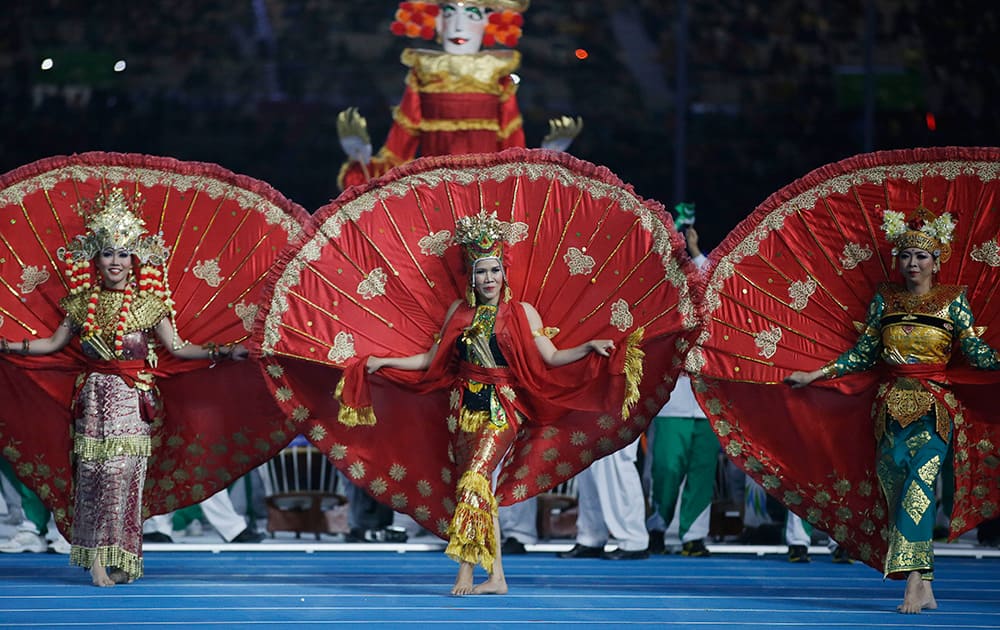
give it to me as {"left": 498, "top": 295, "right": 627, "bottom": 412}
{"left": 255, "top": 148, "right": 699, "bottom": 567}
{"left": 692, "top": 147, "right": 1000, "bottom": 575}
{"left": 0, "top": 153, "right": 308, "bottom": 577}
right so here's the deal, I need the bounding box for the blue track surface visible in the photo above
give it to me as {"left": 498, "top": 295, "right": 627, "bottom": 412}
{"left": 1, "top": 551, "right": 999, "bottom": 628}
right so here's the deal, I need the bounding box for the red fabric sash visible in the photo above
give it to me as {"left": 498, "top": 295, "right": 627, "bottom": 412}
{"left": 83, "top": 359, "right": 151, "bottom": 388}
{"left": 879, "top": 362, "right": 955, "bottom": 413}
{"left": 884, "top": 362, "right": 948, "bottom": 383}
{"left": 458, "top": 363, "right": 515, "bottom": 386}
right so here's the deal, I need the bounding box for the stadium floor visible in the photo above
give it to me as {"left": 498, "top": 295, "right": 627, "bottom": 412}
{"left": 1, "top": 541, "right": 999, "bottom": 629}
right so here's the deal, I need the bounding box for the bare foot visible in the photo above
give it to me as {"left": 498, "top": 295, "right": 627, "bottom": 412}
{"left": 472, "top": 574, "right": 508, "bottom": 595}
{"left": 108, "top": 568, "right": 133, "bottom": 585}
{"left": 451, "top": 562, "right": 475, "bottom": 596}
{"left": 90, "top": 561, "right": 115, "bottom": 587}
{"left": 897, "top": 571, "right": 937, "bottom": 614}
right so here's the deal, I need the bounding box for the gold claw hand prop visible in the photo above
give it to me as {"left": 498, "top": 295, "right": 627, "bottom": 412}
{"left": 337, "top": 107, "right": 373, "bottom": 168}
{"left": 540, "top": 116, "right": 584, "bottom": 153}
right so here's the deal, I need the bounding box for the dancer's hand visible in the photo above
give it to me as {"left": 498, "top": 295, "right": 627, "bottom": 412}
{"left": 784, "top": 369, "right": 822, "bottom": 388}
{"left": 588, "top": 339, "right": 615, "bottom": 357}
{"left": 366, "top": 356, "right": 386, "bottom": 373}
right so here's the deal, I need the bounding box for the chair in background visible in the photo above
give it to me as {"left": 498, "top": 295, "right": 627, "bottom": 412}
{"left": 261, "top": 439, "right": 349, "bottom": 539}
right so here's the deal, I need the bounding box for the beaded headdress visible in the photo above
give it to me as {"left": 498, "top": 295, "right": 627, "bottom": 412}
{"left": 391, "top": 1, "right": 528, "bottom": 46}
{"left": 454, "top": 209, "right": 507, "bottom": 267}
{"left": 880, "top": 207, "right": 956, "bottom": 262}
{"left": 58, "top": 188, "right": 170, "bottom": 265}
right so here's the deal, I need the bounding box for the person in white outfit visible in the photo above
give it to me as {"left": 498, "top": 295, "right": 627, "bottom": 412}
{"left": 557, "top": 439, "right": 649, "bottom": 559}
{"left": 143, "top": 486, "right": 261, "bottom": 543}
{"left": 499, "top": 498, "right": 537, "bottom": 554}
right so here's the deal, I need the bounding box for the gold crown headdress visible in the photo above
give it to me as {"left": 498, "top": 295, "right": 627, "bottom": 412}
{"left": 881, "top": 207, "right": 956, "bottom": 262}
{"left": 454, "top": 209, "right": 509, "bottom": 267}
{"left": 57, "top": 188, "right": 170, "bottom": 265}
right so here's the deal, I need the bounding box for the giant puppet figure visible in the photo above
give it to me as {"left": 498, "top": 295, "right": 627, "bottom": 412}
{"left": 336, "top": 0, "right": 581, "bottom": 190}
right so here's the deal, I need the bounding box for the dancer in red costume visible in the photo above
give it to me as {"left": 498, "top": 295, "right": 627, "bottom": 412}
{"left": 336, "top": 0, "right": 581, "bottom": 190}
{"left": 254, "top": 147, "right": 699, "bottom": 594}
{"left": 0, "top": 153, "right": 307, "bottom": 585}
{"left": 691, "top": 147, "right": 1000, "bottom": 614}
{"left": 367, "top": 210, "right": 617, "bottom": 594}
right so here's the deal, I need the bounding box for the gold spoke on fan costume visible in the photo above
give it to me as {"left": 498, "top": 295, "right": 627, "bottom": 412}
{"left": 792, "top": 207, "right": 845, "bottom": 279}
{"left": 296, "top": 269, "right": 394, "bottom": 329}
{"left": 0, "top": 305, "right": 38, "bottom": 336}
{"left": 279, "top": 322, "right": 340, "bottom": 359}
{"left": 408, "top": 183, "right": 436, "bottom": 233}
{"left": 580, "top": 250, "right": 660, "bottom": 324}
{"left": 712, "top": 292, "right": 848, "bottom": 355}
{"left": 636, "top": 302, "right": 680, "bottom": 331}
{"left": 760, "top": 232, "right": 850, "bottom": 314}
{"left": 537, "top": 189, "right": 586, "bottom": 297}
{"left": 856, "top": 187, "right": 891, "bottom": 279}
{"left": 523, "top": 178, "right": 557, "bottom": 303}
{"left": 817, "top": 197, "right": 884, "bottom": 308}
{"left": 633, "top": 275, "right": 671, "bottom": 309}
{"left": 16, "top": 201, "right": 65, "bottom": 293}
{"left": 174, "top": 195, "right": 227, "bottom": 285}
{"left": 41, "top": 189, "right": 73, "bottom": 244}
{"left": 325, "top": 218, "right": 400, "bottom": 284}
{"left": 165, "top": 188, "right": 202, "bottom": 267}
{"left": 588, "top": 217, "right": 641, "bottom": 285}
{"left": 377, "top": 197, "right": 438, "bottom": 291}
{"left": 408, "top": 182, "right": 465, "bottom": 299}
{"left": 189, "top": 229, "right": 275, "bottom": 321}
{"left": 820, "top": 198, "right": 850, "bottom": 253}
{"left": 442, "top": 177, "right": 462, "bottom": 225}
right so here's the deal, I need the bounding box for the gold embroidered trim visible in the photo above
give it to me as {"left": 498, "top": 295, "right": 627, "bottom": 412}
{"left": 70, "top": 544, "right": 143, "bottom": 580}
{"left": 886, "top": 385, "right": 935, "bottom": 426}
{"left": 884, "top": 534, "right": 933, "bottom": 578}
{"left": 415, "top": 117, "right": 500, "bottom": 133}
{"left": 402, "top": 49, "right": 520, "bottom": 96}
{"left": 73, "top": 435, "right": 151, "bottom": 460}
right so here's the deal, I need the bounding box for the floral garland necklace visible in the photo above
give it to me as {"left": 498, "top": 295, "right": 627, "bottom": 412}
{"left": 80, "top": 281, "right": 134, "bottom": 360}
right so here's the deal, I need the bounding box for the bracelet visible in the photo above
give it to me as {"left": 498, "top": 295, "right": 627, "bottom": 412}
{"left": 205, "top": 342, "right": 219, "bottom": 366}
{"left": 0, "top": 338, "right": 8, "bottom": 354}
{"left": 21, "top": 339, "right": 29, "bottom": 355}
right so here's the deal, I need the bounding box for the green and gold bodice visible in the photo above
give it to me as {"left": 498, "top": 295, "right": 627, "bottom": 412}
{"left": 823, "top": 283, "right": 1000, "bottom": 439}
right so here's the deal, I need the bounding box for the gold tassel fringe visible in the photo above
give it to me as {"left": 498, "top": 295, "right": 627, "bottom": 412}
{"left": 621, "top": 327, "right": 645, "bottom": 419}
{"left": 71, "top": 544, "right": 143, "bottom": 580}
{"left": 335, "top": 376, "right": 376, "bottom": 427}
{"left": 445, "top": 471, "right": 498, "bottom": 570}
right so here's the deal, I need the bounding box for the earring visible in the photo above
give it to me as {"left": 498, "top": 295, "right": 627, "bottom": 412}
{"left": 502, "top": 284, "right": 512, "bottom": 303}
